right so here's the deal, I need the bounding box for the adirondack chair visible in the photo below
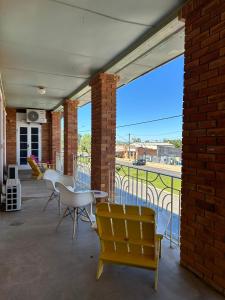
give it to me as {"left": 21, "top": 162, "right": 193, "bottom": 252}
{"left": 27, "top": 156, "right": 43, "bottom": 179}
{"left": 96, "top": 203, "right": 163, "bottom": 290}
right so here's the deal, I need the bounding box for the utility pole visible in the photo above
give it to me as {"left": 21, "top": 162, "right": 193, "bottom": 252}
{"left": 128, "top": 133, "right": 131, "bottom": 160}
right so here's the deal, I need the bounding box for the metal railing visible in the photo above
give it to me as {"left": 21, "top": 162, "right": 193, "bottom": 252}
{"left": 74, "top": 155, "right": 91, "bottom": 189}
{"left": 55, "top": 152, "right": 64, "bottom": 173}
{"left": 55, "top": 153, "right": 91, "bottom": 189}
{"left": 114, "top": 163, "right": 181, "bottom": 247}
{"left": 55, "top": 153, "right": 182, "bottom": 246}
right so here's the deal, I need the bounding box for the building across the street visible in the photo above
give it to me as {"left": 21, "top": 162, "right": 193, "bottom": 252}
{"left": 116, "top": 142, "right": 182, "bottom": 165}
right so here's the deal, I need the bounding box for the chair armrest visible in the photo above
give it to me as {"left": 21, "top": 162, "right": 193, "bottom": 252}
{"left": 92, "top": 222, "right": 98, "bottom": 234}
{"left": 156, "top": 234, "right": 163, "bottom": 258}
{"left": 156, "top": 234, "right": 163, "bottom": 241}
{"left": 59, "top": 174, "right": 75, "bottom": 187}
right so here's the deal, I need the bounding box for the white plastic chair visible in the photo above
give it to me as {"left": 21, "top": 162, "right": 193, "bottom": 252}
{"left": 43, "top": 169, "right": 75, "bottom": 214}
{"left": 43, "top": 178, "right": 60, "bottom": 214}
{"left": 55, "top": 182, "right": 95, "bottom": 239}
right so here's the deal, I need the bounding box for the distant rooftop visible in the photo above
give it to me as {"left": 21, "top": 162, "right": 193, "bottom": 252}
{"left": 131, "top": 142, "right": 174, "bottom": 148}
{"left": 116, "top": 142, "right": 174, "bottom": 151}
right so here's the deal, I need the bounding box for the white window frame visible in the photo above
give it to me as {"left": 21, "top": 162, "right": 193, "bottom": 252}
{"left": 16, "top": 121, "right": 42, "bottom": 170}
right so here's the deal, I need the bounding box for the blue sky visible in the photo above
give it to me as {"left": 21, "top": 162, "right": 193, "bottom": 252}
{"left": 78, "top": 55, "right": 184, "bottom": 142}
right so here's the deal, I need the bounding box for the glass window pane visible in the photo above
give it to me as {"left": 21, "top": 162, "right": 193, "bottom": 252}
{"left": 31, "top": 135, "right": 38, "bottom": 142}
{"left": 20, "top": 127, "right": 27, "bottom": 134}
{"left": 31, "top": 128, "right": 38, "bottom": 134}
{"left": 31, "top": 142, "right": 38, "bottom": 149}
{"left": 20, "top": 150, "right": 27, "bottom": 157}
{"left": 32, "top": 150, "right": 39, "bottom": 158}
{"left": 20, "top": 143, "right": 27, "bottom": 150}
{"left": 20, "top": 135, "right": 27, "bottom": 142}
{"left": 20, "top": 158, "right": 27, "bottom": 165}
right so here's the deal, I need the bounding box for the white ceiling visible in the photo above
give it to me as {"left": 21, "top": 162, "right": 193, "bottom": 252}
{"left": 0, "top": 0, "right": 186, "bottom": 110}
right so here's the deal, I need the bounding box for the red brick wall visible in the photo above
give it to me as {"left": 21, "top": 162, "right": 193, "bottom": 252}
{"left": 42, "top": 111, "right": 51, "bottom": 163}
{"left": 136, "top": 147, "right": 157, "bottom": 158}
{"left": 6, "top": 108, "right": 52, "bottom": 165}
{"left": 6, "top": 108, "right": 16, "bottom": 164}
{"left": 0, "top": 96, "right": 6, "bottom": 185}
{"left": 51, "top": 112, "right": 61, "bottom": 165}
{"left": 64, "top": 100, "right": 78, "bottom": 175}
{"left": 90, "top": 73, "right": 118, "bottom": 197}
{"left": 181, "top": 0, "right": 225, "bottom": 294}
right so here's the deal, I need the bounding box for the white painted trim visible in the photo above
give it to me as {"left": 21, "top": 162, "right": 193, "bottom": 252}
{"left": 16, "top": 121, "right": 42, "bottom": 170}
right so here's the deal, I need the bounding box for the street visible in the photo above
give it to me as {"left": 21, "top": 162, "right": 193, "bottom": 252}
{"left": 116, "top": 159, "right": 181, "bottom": 178}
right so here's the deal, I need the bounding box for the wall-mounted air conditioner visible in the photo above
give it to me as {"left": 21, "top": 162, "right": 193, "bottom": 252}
{"left": 26, "top": 109, "right": 47, "bottom": 123}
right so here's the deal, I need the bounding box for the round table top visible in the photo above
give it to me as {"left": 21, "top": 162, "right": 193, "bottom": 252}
{"left": 91, "top": 190, "right": 108, "bottom": 198}
{"left": 67, "top": 187, "right": 108, "bottom": 199}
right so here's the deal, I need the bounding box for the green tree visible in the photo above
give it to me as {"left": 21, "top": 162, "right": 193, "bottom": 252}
{"left": 164, "top": 139, "right": 182, "bottom": 148}
{"left": 79, "top": 134, "right": 91, "bottom": 154}
{"left": 132, "top": 137, "right": 141, "bottom": 143}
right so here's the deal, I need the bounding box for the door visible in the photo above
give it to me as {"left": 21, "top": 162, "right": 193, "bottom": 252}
{"left": 17, "top": 123, "right": 41, "bottom": 169}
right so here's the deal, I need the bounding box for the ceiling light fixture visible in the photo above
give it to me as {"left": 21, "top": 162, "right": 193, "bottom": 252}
{"left": 37, "top": 86, "right": 46, "bottom": 95}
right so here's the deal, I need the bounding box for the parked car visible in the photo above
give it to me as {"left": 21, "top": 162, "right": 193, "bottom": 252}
{"left": 132, "top": 159, "right": 146, "bottom": 166}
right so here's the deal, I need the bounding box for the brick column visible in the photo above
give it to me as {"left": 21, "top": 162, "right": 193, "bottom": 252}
{"left": 42, "top": 112, "right": 51, "bottom": 163}
{"left": 0, "top": 93, "right": 5, "bottom": 184}
{"left": 180, "top": 0, "right": 225, "bottom": 294}
{"left": 90, "top": 73, "right": 119, "bottom": 198}
{"left": 6, "top": 108, "right": 16, "bottom": 164}
{"left": 64, "top": 100, "right": 78, "bottom": 175}
{"left": 51, "top": 111, "right": 61, "bottom": 166}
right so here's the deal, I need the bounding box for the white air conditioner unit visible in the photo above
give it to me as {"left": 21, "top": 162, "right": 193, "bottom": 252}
{"left": 5, "top": 179, "right": 21, "bottom": 211}
{"left": 26, "top": 109, "right": 47, "bottom": 123}
{"left": 8, "top": 164, "right": 18, "bottom": 179}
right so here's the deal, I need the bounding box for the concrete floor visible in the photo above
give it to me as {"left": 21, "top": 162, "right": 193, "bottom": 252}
{"left": 0, "top": 177, "right": 223, "bottom": 300}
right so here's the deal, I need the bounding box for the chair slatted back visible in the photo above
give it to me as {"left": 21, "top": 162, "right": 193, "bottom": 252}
{"left": 27, "top": 157, "right": 42, "bottom": 178}
{"left": 96, "top": 203, "right": 156, "bottom": 259}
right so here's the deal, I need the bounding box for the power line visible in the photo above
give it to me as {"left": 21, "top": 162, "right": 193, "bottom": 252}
{"left": 116, "top": 135, "right": 129, "bottom": 142}
{"left": 79, "top": 114, "right": 182, "bottom": 133}
{"left": 117, "top": 115, "right": 182, "bottom": 129}
{"left": 126, "top": 130, "right": 182, "bottom": 138}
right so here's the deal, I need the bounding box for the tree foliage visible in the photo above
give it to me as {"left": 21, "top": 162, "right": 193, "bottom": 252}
{"left": 79, "top": 134, "right": 91, "bottom": 154}
{"left": 164, "top": 139, "right": 182, "bottom": 148}
{"left": 132, "top": 137, "right": 141, "bottom": 143}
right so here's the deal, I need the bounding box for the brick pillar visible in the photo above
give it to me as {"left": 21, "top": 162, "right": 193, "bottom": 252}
{"left": 180, "top": 0, "right": 225, "bottom": 294}
{"left": 64, "top": 100, "right": 78, "bottom": 175}
{"left": 90, "top": 73, "right": 119, "bottom": 197}
{"left": 6, "top": 108, "right": 16, "bottom": 164}
{"left": 0, "top": 94, "right": 5, "bottom": 184}
{"left": 42, "top": 112, "right": 51, "bottom": 163}
{"left": 51, "top": 111, "right": 61, "bottom": 166}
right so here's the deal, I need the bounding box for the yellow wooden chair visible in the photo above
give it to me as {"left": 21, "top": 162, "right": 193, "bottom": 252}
{"left": 27, "top": 157, "right": 43, "bottom": 179}
{"left": 96, "top": 203, "right": 163, "bottom": 290}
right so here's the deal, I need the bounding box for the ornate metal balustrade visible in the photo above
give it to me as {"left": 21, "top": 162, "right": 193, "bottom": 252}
{"left": 74, "top": 155, "right": 91, "bottom": 189}
{"left": 114, "top": 163, "right": 181, "bottom": 246}
{"left": 56, "top": 153, "right": 182, "bottom": 246}
{"left": 55, "top": 152, "right": 64, "bottom": 173}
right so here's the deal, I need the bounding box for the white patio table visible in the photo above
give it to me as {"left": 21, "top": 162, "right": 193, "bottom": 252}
{"left": 88, "top": 190, "right": 108, "bottom": 222}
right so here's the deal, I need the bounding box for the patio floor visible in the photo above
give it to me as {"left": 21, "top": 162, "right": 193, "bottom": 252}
{"left": 0, "top": 177, "right": 223, "bottom": 300}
